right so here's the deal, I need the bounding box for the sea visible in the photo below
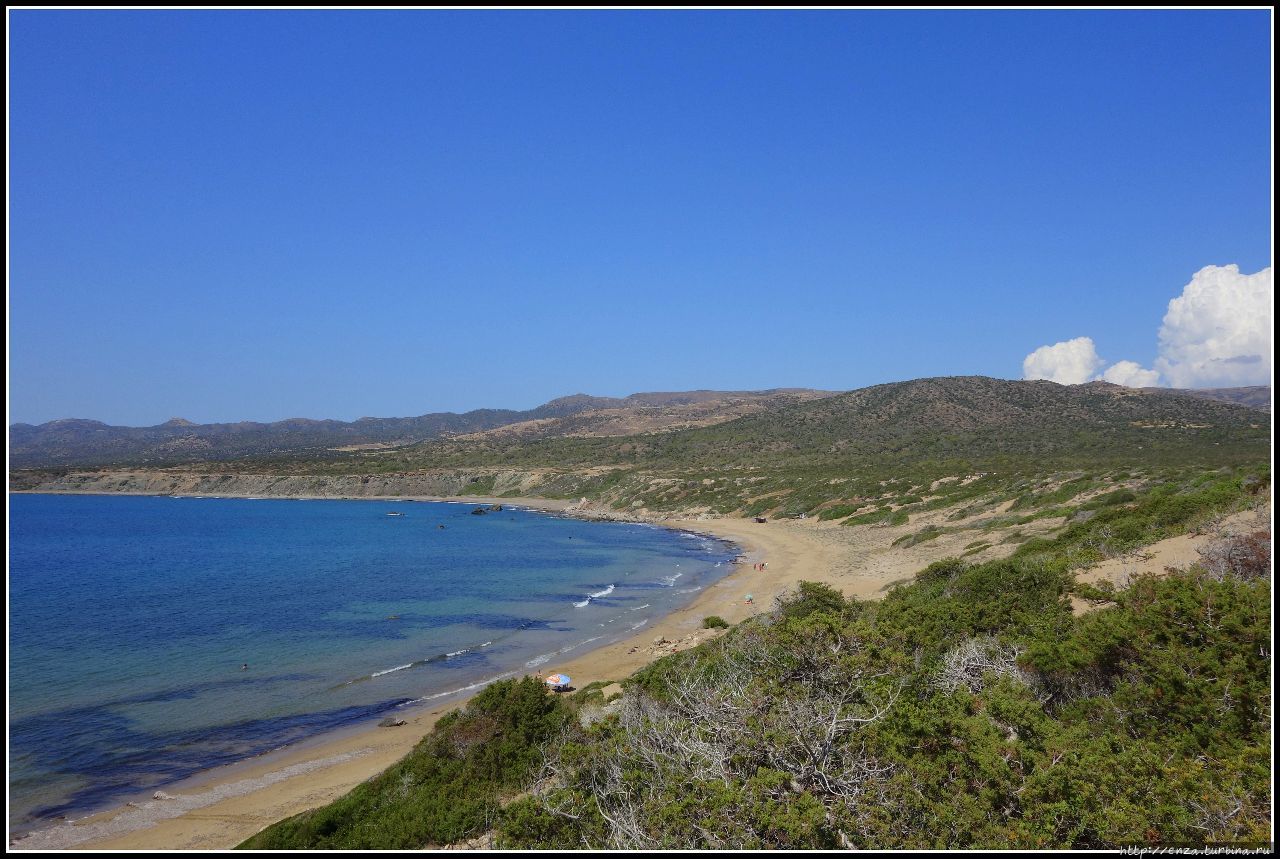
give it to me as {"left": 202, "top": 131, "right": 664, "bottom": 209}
{"left": 7, "top": 493, "right": 738, "bottom": 834}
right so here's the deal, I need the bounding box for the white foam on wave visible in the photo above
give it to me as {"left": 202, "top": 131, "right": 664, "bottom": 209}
{"left": 404, "top": 671, "right": 517, "bottom": 705}
{"left": 371, "top": 663, "right": 413, "bottom": 678}
{"left": 525, "top": 635, "right": 604, "bottom": 668}
{"left": 630, "top": 618, "right": 649, "bottom": 630}
{"left": 446, "top": 648, "right": 469, "bottom": 658}
{"left": 573, "top": 583, "right": 615, "bottom": 607}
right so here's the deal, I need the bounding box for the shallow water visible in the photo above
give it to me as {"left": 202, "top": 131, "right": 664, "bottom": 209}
{"left": 8, "top": 494, "right": 736, "bottom": 830}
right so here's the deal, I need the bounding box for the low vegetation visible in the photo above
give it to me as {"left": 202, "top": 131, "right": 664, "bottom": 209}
{"left": 240, "top": 466, "right": 1271, "bottom": 849}
{"left": 238, "top": 677, "right": 570, "bottom": 849}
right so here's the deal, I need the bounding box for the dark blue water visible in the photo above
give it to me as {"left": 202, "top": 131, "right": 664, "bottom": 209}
{"left": 8, "top": 494, "right": 737, "bottom": 830}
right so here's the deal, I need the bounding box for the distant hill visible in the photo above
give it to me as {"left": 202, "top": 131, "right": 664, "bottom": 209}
{"left": 1172, "top": 385, "right": 1271, "bottom": 412}
{"left": 453, "top": 389, "right": 836, "bottom": 443}
{"left": 7, "top": 388, "right": 835, "bottom": 469}
{"left": 403, "top": 377, "right": 1271, "bottom": 474}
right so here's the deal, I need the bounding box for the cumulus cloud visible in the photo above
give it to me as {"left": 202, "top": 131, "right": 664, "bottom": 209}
{"left": 1022, "top": 336, "right": 1105, "bottom": 385}
{"left": 1101, "top": 360, "right": 1162, "bottom": 388}
{"left": 1021, "top": 264, "right": 1272, "bottom": 389}
{"left": 1154, "top": 264, "right": 1273, "bottom": 388}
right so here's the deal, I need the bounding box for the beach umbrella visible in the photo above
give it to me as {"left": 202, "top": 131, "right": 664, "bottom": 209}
{"left": 544, "top": 673, "right": 571, "bottom": 688}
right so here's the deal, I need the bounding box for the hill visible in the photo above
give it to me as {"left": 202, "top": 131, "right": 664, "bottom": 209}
{"left": 1173, "top": 385, "right": 1271, "bottom": 412}
{"left": 15, "top": 378, "right": 1267, "bottom": 523}
{"left": 7, "top": 388, "right": 835, "bottom": 469}
{"left": 396, "top": 377, "right": 1270, "bottom": 474}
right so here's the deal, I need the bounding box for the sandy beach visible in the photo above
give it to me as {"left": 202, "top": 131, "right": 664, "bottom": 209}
{"left": 4, "top": 491, "right": 1016, "bottom": 851}
{"left": 13, "top": 490, "right": 1253, "bottom": 851}
{"left": 10, "top": 494, "right": 866, "bottom": 851}
{"left": 7, "top": 501, "right": 798, "bottom": 850}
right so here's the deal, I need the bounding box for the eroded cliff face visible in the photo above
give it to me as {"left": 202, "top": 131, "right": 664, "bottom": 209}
{"left": 12, "top": 469, "right": 565, "bottom": 499}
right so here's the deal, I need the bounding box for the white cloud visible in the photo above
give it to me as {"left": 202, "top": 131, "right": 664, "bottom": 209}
{"left": 1022, "top": 336, "right": 1105, "bottom": 385}
{"left": 1020, "top": 264, "right": 1272, "bottom": 390}
{"left": 1101, "top": 360, "right": 1161, "bottom": 388}
{"left": 1154, "top": 264, "right": 1272, "bottom": 388}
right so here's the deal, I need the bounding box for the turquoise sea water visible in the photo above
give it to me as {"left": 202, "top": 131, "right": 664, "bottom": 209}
{"left": 8, "top": 494, "right": 737, "bottom": 831}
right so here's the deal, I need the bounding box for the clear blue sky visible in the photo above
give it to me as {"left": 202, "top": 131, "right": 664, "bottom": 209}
{"left": 8, "top": 9, "right": 1272, "bottom": 426}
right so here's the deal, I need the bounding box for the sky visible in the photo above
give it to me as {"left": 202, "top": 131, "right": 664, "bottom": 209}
{"left": 8, "top": 9, "right": 1273, "bottom": 426}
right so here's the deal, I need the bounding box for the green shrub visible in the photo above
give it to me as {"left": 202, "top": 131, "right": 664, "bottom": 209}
{"left": 817, "top": 502, "right": 867, "bottom": 521}
{"left": 893, "top": 525, "right": 944, "bottom": 548}
{"left": 237, "top": 677, "right": 570, "bottom": 849}
{"left": 249, "top": 465, "right": 1272, "bottom": 850}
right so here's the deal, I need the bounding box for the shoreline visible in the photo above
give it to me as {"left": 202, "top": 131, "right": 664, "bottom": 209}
{"left": 12, "top": 487, "right": 992, "bottom": 851}
{"left": 8, "top": 493, "right": 781, "bottom": 851}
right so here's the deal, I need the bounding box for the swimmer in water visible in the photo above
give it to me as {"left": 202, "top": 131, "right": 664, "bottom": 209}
{"left": 241, "top": 663, "right": 249, "bottom": 671}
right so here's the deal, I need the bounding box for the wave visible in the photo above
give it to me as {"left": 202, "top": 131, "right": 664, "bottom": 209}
{"left": 524, "top": 635, "right": 604, "bottom": 669}
{"left": 370, "top": 663, "right": 413, "bottom": 678}
{"left": 404, "top": 671, "right": 517, "bottom": 705}
{"left": 573, "top": 584, "right": 615, "bottom": 608}
{"left": 345, "top": 643, "right": 484, "bottom": 686}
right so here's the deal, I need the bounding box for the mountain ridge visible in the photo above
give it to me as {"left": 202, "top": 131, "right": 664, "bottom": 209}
{"left": 8, "top": 388, "right": 838, "bottom": 469}
{"left": 395, "top": 376, "right": 1270, "bottom": 476}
